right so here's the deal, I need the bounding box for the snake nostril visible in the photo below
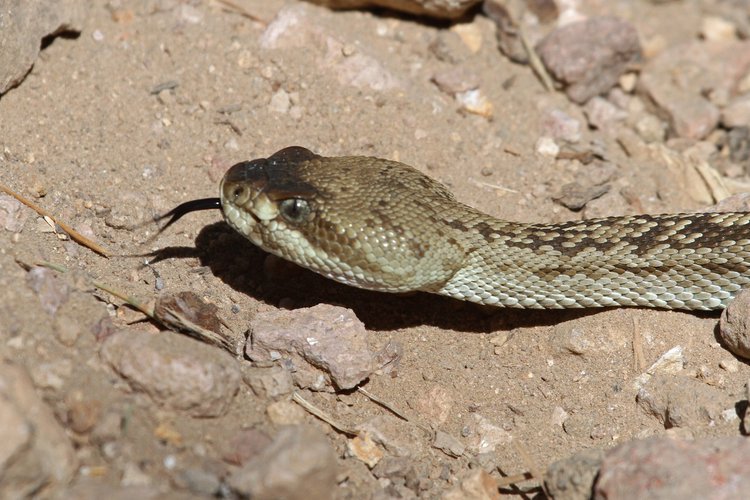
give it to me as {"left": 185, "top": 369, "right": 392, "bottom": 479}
{"left": 232, "top": 186, "right": 244, "bottom": 199}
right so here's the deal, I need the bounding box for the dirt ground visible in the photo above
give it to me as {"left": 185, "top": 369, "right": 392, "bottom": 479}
{"left": 1, "top": 0, "right": 749, "bottom": 498}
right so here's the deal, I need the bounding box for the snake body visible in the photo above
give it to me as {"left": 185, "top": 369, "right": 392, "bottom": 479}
{"left": 217, "top": 146, "right": 750, "bottom": 311}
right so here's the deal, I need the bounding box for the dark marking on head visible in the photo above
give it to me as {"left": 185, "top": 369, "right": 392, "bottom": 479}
{"left": 267, "top": 146, "right": 319, "bottom": 164}
{"left": 222, "top": 147, "right": 320, "bottom": 202}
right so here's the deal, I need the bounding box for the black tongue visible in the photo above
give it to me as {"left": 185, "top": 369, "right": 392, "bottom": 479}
{"left": 154, "top": 197, "right": 222, "bottom": 234}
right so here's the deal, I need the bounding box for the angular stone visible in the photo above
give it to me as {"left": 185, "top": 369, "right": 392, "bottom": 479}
{"left": 356, "top": 415, "right": 426, "bottom": 458}
{"left": 595, "top": 436, "right": 750, "bottom": 498}
{"left": 259, "top": 4, "right": 399, "bottom": 91}
{"left": 719, "top": 288, "right": 750, "bottom": 359}
{"left": 639, "top": 40, "right": 750, "bottom": 139}
{"left": 247, "top": 304, "right": 377, "bottom": 390}
{"left": 227, "top": 425, "right": 336, "bottom": 500}
{"left": 101, "top": 329, "right": 241, "bottom": 417}
{"left": 537, "top": 17, "right": 641, "bottom": 103}
{"left": 636, "top": 375, "right": 730, "bottom": 428}
{"left": 545, "top": 448, "right": 605, "bottom": 500}
{"left": 0, "top": 0, "right": 84, "bottom": 94}
{"left": 0, "top": 362, "right": 77, "bottom": 498}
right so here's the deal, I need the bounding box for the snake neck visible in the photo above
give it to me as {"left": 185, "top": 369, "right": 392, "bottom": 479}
{"left": 437, "top": 212, "right": 750, "bottom": 310}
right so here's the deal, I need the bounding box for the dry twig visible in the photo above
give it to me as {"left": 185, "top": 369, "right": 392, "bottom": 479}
{"left": 0, "top": 181, "right": 110, "bottom": 257}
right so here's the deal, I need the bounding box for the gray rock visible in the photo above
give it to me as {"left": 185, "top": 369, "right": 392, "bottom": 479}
{"left": 432, "top": 66, "right": 480, "bottom": 94}
{"left": 545, "top": 448, "right": 605, "bottom": 500}
{"left": 540, "top": 109, "right": 582, "bottom": 143}
{"left": 594, "top": 436, "right": 750, "bottom": 499}
{"left": 357, "top": 415, "right": 426, "bottom": 459}
{"left": 26, "top": 266, "right": 70, "bottom": 315}
{"left": 101, "top": 329, "right": 241, "bottom": 417}
{"left": 537, "top": 17, "right": 641, "bottom": 103}
{"left": 223, "top": 428, "right": 273, "bottom": 466}
{"left": 722, "top": 94, "right": 750, "bottom": 128}
{"left": 0, "top": 361, "right": 77, "bottom": 499}
{"left": 177, "top": 468, "right": 221, "bottom": 496}
{"left": 260, "top": 4, "right": 399, "bottom": 92}
{"left": 54, "top": 479, "right": 163, "bottom": 500}
{"left": 583, "top": 97, "right": 628, "bottom": 130}
{"left": 0, "top": 0, "right": 84, "bottom": 94}
{"left": 636, "top": 374, "right": 729, "bottom": 428}
{"left": 247, "top": 304, "right": 377, "bottom": 390}
{"left": 306, "top": 0, "right": 480, "bottom": 19}
{"left": 433, "top": 430, "right": 465, "bottom": 457}
{"left": 719, "top": 288, "right": 750, "bottom": 359}
{"left": 639, "top": 41, "right": 750, "bottom": 139}
{"left": 553, "top": 182, "right": 610, "bottom": 211}
{"left": 227, "top": 425, "right": 337, "bottom": 500}
{"left": 727, "top": 126, "right": 750, "bottom": 164}
{"left": 0, "top": 194, "right": 28, "bottom": 232}
{"left": 243, "top": 365, "right": 294, "bottom": 399}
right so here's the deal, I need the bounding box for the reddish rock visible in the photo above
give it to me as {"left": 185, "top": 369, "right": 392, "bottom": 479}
{"left": 0, "top": 0, "right": 83, "bottom": 94}
{"left": 595, "top": 436, "right": 750, "bottom": 498}
{"left": 0, "top": 194, "right": 27, "bottom": 232}
{"left": 720, "top": 288, "right": 750, "bottom": 359}
{"left": 639, "top": 40, "right": 750, "bottom": 139}
{"left": 26, "top": 267, "right": 70, "bottom": 315}
{"left": 101, "top": 329, "right": 241, "bottom": 417}
{"left": 537, "top": 17, "right": 641, "bottom": 103}
{"left": 636, "top": 375, "right": 730, "bottom": 428}
{"left": 0, "top": 362, "right": 77, "bottom": 498}
{"left": 227, "top": 425, "right": 336, "bottom": 500}
{"left": 223, "top": 429, "right": 273, "bottom": 466}
{"left": 247, "top": 304, "right": 378, "bottom": 390}
{"left": 259, "top": 4, "right": 399, "bottom": 91}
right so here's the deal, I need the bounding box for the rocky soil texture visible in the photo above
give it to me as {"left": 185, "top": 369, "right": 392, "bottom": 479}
{"left": 1, "top": 0, "right": 750, "bottom": 498}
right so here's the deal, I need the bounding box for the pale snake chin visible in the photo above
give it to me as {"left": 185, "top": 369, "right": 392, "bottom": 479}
{"left": 159, "top": 146, "right": 750, "bottom": 311}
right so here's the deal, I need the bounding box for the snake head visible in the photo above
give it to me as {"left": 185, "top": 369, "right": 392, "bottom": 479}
{"left": 218, "top": 146, "right": 468, "bottom": 294}
{"left": 220, "top": 146, "right": 320, "bottom": 248}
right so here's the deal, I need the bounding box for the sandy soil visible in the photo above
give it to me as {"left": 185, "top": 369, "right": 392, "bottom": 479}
{"left": 1, "top": 0, "right": 748, "bottom": 498}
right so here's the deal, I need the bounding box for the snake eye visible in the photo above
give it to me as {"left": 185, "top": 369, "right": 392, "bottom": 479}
{"left": 232, "top": 186, "right": 245, "bottom": 199}
{"left": 279, "top": 198, "right": 311, "bottom": 223}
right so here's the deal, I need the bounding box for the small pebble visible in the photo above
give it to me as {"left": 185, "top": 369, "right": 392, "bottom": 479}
{"left": 179, "top": 468, "right": 221, "bottom": 496}
{"left": 718, "top": 358, "right": 739, "bottom": 373}
{"left": 719, "top": 289, "right": 750, "bottom": 359}
{"left": 635, "top": 114, "right": 666, "bottom": 143}
{"left": 551, "top": 406, "right": 569, "bottom": 427}
{"left": 701, "top": 16, "right": 737, "bottom": 42}
{"left": 348, "top": 432, "right": 383, "bottom": 468}
{"left": 541, "top": 109, "right": 581, "bottom": 143}
{"left": 266, "top": 400, "right": 305, "bottom": 425}
{"left": 433, "top": 431, "right": 465, "bottom": 458}
{"left": 536, "top": 136, "right": 560, "bottom": 157}
{"left": 455, "top": 89, "right": 493, "bottom": 118}
{"left": 268, "top": 89, "right": 291, "bottom": 114}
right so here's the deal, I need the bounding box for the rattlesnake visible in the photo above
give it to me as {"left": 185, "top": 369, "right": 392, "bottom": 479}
{"left": 158, "top": 146, "right": 750, "bottom": 311}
